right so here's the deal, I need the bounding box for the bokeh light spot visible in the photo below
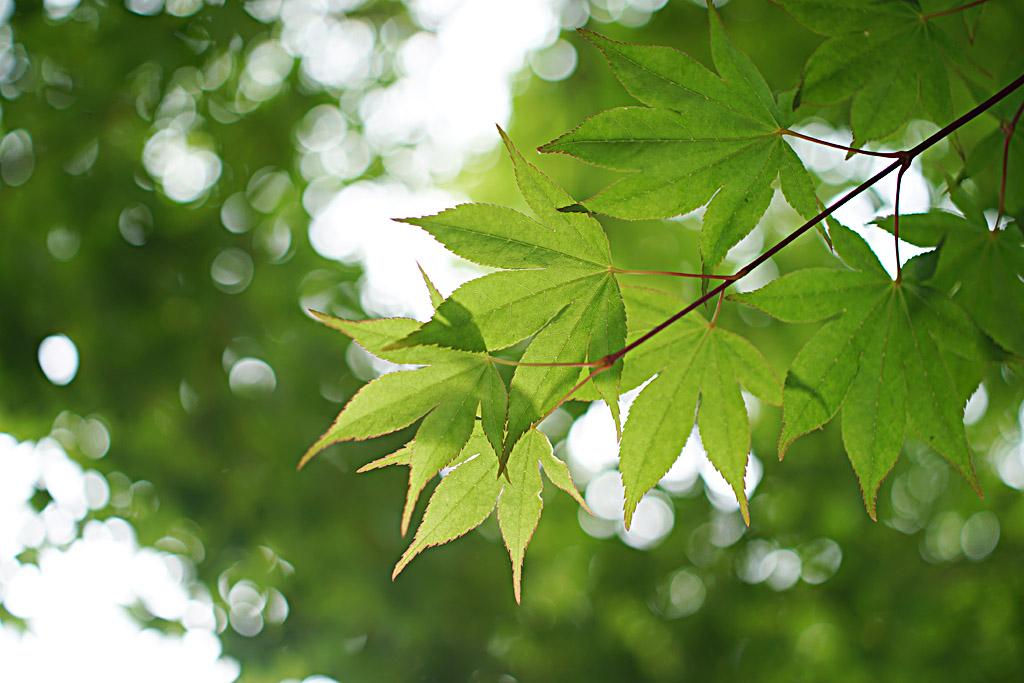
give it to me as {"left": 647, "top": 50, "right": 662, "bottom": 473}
{"left": 228, "top": 358, "right": 277, "bottom": 396}
{"left": 530, "top": 39, "right": 577, "bottom": 81}
{"left": 211, "top": 248, "right": 255, "bottom": 294}
{"left": 37, "top": 334, "right": 79, "bottom": 386}
{"left": 960, "top": 511, "right": 999, "bottom": 561}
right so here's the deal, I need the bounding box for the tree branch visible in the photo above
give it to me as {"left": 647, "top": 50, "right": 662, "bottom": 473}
{"left": 593, "top": 72, "right": 1024, "bottom": 374}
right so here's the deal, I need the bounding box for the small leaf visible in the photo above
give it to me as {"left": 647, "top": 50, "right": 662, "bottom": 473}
{"left": 877, "top": 209, "right": 1024, "bottom": 355}
{"left": 396, "top": 133, "right": 625, "bottom": 462}
{"left": 619, "top": 346, "right": 703, "bottom": 528}
{"left": 393, "top": 438, "right": 503, "bottom": 579}
{"left": 617, "top": 290, "right": 780, "bottom": 526}
{"left": 840, "top": 298, "right": 906, "bottom": 519}
{"left": 737, "top": 224, "right": 989, "bottom": 514}
{"left": 778, "top": 294, "right": 883, "bottom": 458}
{"left": 542, "top": 15, "right": 819, "bottom": 267}
{"left": 497, "top": 430, "right": 545, "bottom": 603}
{"left": 780, "top": 0, "right": 969, "bottom": 142}
{"left": 697, "top": 332, "right": 753, "bottom": 524}
{"left": 828, "top": 219, "right": 887, "bottom": 276}
{"left": 401, "top": 203, "right": 603, "bottom": 270}
{"left": 302, "top": 361, "right": 482, "bottom": 456}
{"left": 400, "top": 389, "right": 479, "bottom": 535}
{"left": 850, "top": 58, "right": 917, "bottom": 146}
{"left": 539, "top": 445, "right": 589, "bottom": 512}
{"left": 302, "top": 314, "right": 508, "bottom": 535}
{"left": 356, "top": 445, "right": 413, "bottom": 473}
{"left": 731, "top": 267, "right": 882, "bottom": 323}
{"left": 308, "top": 311, "right": 439, "bottom": 365}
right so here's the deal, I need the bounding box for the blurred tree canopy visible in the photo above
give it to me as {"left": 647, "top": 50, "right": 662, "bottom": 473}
{"left": 1, "top": 1, "right": 1023, "bottom": 682}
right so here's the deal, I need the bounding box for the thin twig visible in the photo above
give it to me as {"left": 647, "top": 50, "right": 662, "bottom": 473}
{"left": 780, "top": 129, "right": 904, "bottom": 159}
{"left": 612, "top": 267, "right": 735, "bottom": 281}
{"left": 996, "top": 100, "right": 1024, "bottom": 229}
{"left": 894, "top": 157, "right": 911, "bottom": 282}
{"left": 921, "top": 0, "right": 990, "bottom": 22}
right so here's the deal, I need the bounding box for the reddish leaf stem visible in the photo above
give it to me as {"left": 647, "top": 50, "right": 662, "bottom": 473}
{"left": 709, "top": 289, "right": 726, "bottom": 327}
{"left": 536, "top": 363, "right": 612, "bottom": 426}
{"left": 921, "top": 0, "right": 990, "bottom": 22}
{"left": 489, "top": 356, "right": 599, "bottom": 368}
{"left": 612, "top": 267, "right": 735, "bottom": 281}
{"left": 995, "top": 100, "right": 1024, "bottom": 229}
{"left": 781, "top": 129, "right": 904, "bottom": 159}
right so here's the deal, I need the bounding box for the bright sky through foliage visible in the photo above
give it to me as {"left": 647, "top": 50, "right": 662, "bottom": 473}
{"left": 3, "top": 0, "right": 1023, "bottom": 678}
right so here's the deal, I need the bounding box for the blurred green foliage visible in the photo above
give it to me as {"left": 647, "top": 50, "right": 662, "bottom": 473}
{"left": 1, "top": 1, "right": 1023, "bottom": 681}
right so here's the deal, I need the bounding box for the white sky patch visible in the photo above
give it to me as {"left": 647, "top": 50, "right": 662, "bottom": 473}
{"left": 306, "top": 0, "right": 583, "bottom": 318}
{"left": 0, "top": 433, "right": 240, "bottom": 683}
{"left": 308, "top": 180, "right": 480, "bottom": 319}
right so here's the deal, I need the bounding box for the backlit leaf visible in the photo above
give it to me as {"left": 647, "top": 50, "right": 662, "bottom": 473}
{"left": 736, "top": 224, "right": 989, "bottom": 513}
{"left": 540, "top": 10, "right": 820, "bottom": 267}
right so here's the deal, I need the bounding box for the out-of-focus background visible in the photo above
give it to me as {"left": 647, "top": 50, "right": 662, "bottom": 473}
{"left": 1, "top": 0, "right": 1022, "bottom": 681}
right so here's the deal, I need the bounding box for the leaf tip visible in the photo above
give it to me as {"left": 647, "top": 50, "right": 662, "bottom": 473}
{"left": 860, "top": 482, "right": 882, "bottom": 521}
{"left": 739, "top": 496, "right": 751, "bottom": 527}
{"left": 777, "top": 434, "right": 795, "bottom": 462}
{"left": 497, "top": 125, "right": 519, "bottom": 159}
{"left": 623, "top": 498, "right": 637, "bottom": 531}
{"left": 307, "top": 309, "right": 337, "bottom": 328}
{"left": 497, "top": 462, "right": 512, "bottom": 483}
{"left": 297, "top": 436, "right": 331, "bottom": 471}
{"left": 966, "top": 467, "right": 984, "bottom": 500}
{"left": 401, "top": 490, "right": 418, "bottom": 537}
{"left": 512, "top": 566, "right": 523, "bottom": 605}
{"left": 391, "top": 556, "right": 410, "bottom": 581}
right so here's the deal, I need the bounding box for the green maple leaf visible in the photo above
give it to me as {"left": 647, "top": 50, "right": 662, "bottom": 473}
{"left": 617, "top": 288, "right": 782, "bottom": 526}
{"left": 300, "top": 310, "right": 507, "bottom": 535}
{"left": 778, "top": 0, "right": 973, "bottom": 144}
{"left": 390, "top": 427, "right": 586, "bottom": 602}
{"left": 394, "top": 129, "right": 626, "bottom": 460}
{"left": 538, "top": 8, "right": 820, "bottom": 267}
{"left": 733, "top": 222, "right": 996, "bottom": 518}
{"left": 875, "top": 190, "right": 1024, "bottom": 356}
